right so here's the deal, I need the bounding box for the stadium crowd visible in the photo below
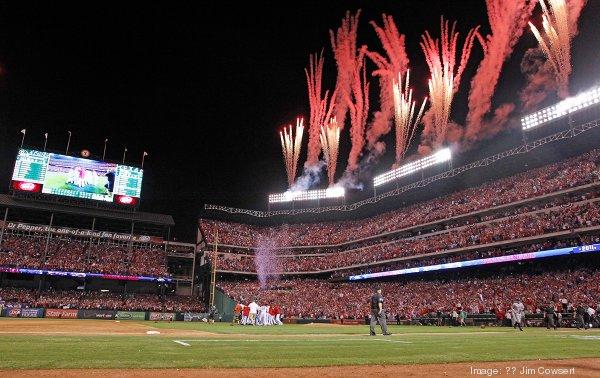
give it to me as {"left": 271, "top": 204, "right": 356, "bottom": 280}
{"left": 0, "top": 287, "right": 204, "bottom": 312}
{"left": 0, "top": 236, "right": 169, "bottom": 277}
{"left": 202, "top": 150, "right": 600, "bottom": 248}
{"left": 211, "top": 190, "right": 599, "bottom": 257}
{"left": 210, "top": 200, "right": 600, "bottom": 273}
{"left": 218, "top": 264, "right": 600, "bottom": 321}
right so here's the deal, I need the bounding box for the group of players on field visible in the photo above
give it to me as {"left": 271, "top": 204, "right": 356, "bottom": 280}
{"left": 232, "top": 301, "right": 283, "bottom": 326}
{"left": 510, "top": 299, "right": 599, "bottom": 330}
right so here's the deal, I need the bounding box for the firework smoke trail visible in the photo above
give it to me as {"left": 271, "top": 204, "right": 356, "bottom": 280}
{"left": 345, "top": 46, "right": 370, "bottom": 172}
{"left": 464, "top": 1, "right": 536, "bottom": 143}
{"left": 365, "top": 14, "right": 410, "bottom": 153}
{"left": 419, "top": 17, "right": 479, "bottom": 150}
{"left": 393, "top": 70, "right": 427, "bottom": 164}
{"left": 528, "top": 0, "right": 586, "bottom": 99}
{"left": 330, "top": 10, "right": 361, "bottom": 131}
{"left": 305, "top": 51, "right": 336, "bottom": 168}
{"left": 279, "top": 118, "right": 304, "bottom": 187}
{"left": 320, "top": 117, "right": 341, "bottom": 185}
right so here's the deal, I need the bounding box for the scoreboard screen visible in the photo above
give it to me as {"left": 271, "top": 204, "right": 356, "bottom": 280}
{"left": 11, "top": 149, "right": 143, "bottom": 204}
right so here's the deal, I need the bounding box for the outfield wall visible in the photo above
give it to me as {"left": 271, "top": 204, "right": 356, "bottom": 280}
{"left": 0, "top": 307, "right": 209, "bottom": 321}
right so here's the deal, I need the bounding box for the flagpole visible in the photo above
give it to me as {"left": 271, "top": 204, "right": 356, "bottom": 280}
{"left": 122, "top": 147, "right": 127, "bottom": 164}
{"left": 20, "top": 129, "right": 26, "bottom": 148}
{"left": 43, "top": 133, "right": 48, "bottom": 152}
{"left": 141, "top": 151, "right": 148, "bottom": 169}
{"left": 66, "top": 131, "right": 72, "bottom": 155}
{"left": 102, "top": 138, "right": 108, "bottom": 160}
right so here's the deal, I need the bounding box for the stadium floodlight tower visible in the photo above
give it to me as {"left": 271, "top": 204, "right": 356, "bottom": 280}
{"left": 373, "top": 148, "right": 452, "bottom": 188}
{"left": 521, "top": 85, "right": 600, "bottom": 131}
{"left": 268, "top": 186, "right": 345, "bottom": 205}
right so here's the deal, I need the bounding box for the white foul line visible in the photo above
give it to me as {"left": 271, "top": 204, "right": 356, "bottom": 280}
{"left": 172, "top": 338, "right": 411, "bottom": 345}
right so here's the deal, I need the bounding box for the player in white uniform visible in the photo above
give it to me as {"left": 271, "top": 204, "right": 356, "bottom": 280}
{"left": 248, "top": 301, "right": 259, "bottom": 325}
{"left": 256, "top": 305, "right": 264, "bottom": 326}
{"left": 511, "top": 299, "right": 525, "bottom": 331}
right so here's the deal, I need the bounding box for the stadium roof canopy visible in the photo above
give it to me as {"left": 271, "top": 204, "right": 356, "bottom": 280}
{"left": 0, "top": 194, "right": 174, "bottom": 227}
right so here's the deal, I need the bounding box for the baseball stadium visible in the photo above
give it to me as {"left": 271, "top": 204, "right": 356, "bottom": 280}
{"left": 1, "top": 1, "right": 600, "bottom": 377}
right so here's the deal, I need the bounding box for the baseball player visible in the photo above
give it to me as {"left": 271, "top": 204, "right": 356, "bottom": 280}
{"left": 576, "top": 304, "right": 588, "bottom": 330}
{"left": 248, "top": 300, "right": 259, "bottom": 325}
{"left": 232, "top": 303, "right": 243, "bottom": 325}
{"left": 274, "top": 305, "right": 283, "bottom": 325}
{"left": 241, "top": 304, "right": 250, "bottom": 325}
{"left": 544, "top": 302, "right": 557, "bottom": 330}
{"left": 511, "top": 299, "right": 525, "bottom": 331}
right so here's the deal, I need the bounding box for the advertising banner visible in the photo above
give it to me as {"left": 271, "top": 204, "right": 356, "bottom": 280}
{"left": 78, "top": 309, "right": 116, "bottom": 320}
{"left": 115, "top": 311, "right": 146, "bottom": 320}
{"left": 149, "top": 312, "right": 175, "bottom": 321}
{"left": 341, "top": 319, "right": 363, "bottom": 325}
{"left": 7, "top": 308, "right": 21, "bottom": 317}
{"left": 3, "top": 221, "right": 158, "bottom": 242}
{"left": 183, "top": 312, "right": 206, "bottom": 322}
{"left": 45, "top": 308, "right": 79, "bottom": 319}
{"left": 20, "top": 308, "right": 44, "bottom": 318}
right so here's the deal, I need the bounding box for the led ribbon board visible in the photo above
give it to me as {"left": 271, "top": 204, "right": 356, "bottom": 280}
{"left": 348, "top": 243, "right": 600, "bottom": 281}
{"left": 521, "top": 85, "right": 600, "bottom": 130}
{"left": 268, "top": 187, "right": 345, "bottom": 203}
{"left": 373, "top": 148, "right": 451, "bottom": 187}
{"left": 0, "top": 266, "right": 172, "bottom": 283}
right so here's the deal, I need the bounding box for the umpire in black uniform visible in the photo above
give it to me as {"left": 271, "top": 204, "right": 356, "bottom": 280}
{"left": 370, "top": 288, "right": 392, "bottom": 336}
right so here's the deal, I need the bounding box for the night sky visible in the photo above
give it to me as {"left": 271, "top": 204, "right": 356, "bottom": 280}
{"left": 0, "top": 1, "right": 599, "bottom": 241}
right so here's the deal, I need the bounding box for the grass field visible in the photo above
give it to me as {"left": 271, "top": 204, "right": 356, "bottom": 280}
{"left": 1, "top": 318, "right": 600, "bottom": 373}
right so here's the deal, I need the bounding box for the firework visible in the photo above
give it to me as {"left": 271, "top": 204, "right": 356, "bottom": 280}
{"left": 465, "top": 0, "right": 536, "bottom": 142}
{"left": 420, "top": 17, "right": 479, "bottom": 148}
{"left": 320, "top": 117, "right": 341, "bottom": 185}
{"left": 305, "top": 50, "right": 336, "bottom": 168}
{"left": 529, "top": 0, "right": 583, "bottom": 98}
{"left": 279, "top": 118, "right": 304, "bottom": 187}
{"left": 365, "top": 14, "right": 410, "bottom": 151}
{"left": 345, "top": 47, "right": 370, "bottom": 172}
{"left": 329, "top": 10, "right": 361, "bottom": 131}
{"left": 393, "top": 70, "right": 427, "bottom": 163}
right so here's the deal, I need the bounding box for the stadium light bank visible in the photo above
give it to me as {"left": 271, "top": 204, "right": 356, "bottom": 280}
{"left": 268, "top": 186, "right": 345, "bottom": 204}
{"left": 521, "top": 85, "right": 600, "bottom": 131}
{"left": 373, "top": 148, "right": 452, "bottom": 187}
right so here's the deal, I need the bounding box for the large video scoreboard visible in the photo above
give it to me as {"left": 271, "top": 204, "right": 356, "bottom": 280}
{"left": 11, "top": 149, "right": 143, "bottom": 205}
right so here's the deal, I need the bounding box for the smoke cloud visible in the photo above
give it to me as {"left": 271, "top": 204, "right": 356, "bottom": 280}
{"left": 519, "top": 47, "right": 558, "bottom": 110}
{"left": 288, "top": 160, "right": 326, "bottom": 192}
{"left": 254, "top": 233, "right": 281, "bottom": 289}
{"left": 520, "top": 0, "right": 587, "bottom": 108}
{"left": 464, "top": 0, "right": 536, "bottom": 143}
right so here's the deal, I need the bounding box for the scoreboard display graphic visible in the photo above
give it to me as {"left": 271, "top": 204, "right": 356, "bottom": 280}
{"left": 11, "top": 149, "right": 143, "bottom": 204}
